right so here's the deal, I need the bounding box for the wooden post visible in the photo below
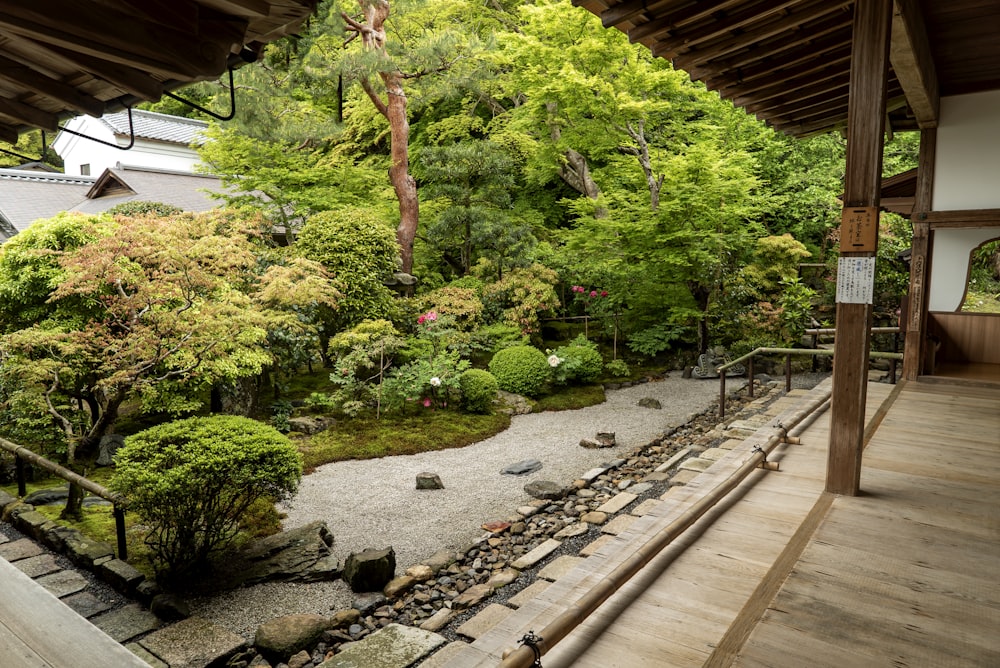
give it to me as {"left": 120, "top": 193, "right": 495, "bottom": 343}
{"left": 827, "top": 0, "right": 892, "bottom": 496}
{"left": 114, "top": 505, "right": 128, "bottom": 561}
{"left": 785, "top": 354, "right": 792, "bottom": 393}
{"left": 15, "top": 455, "right": 26, "bottom": 497}
{"left": 718, "top": 369, "right": 727, "bottom": 419}
{"left": 903, "top": 127, "right": 936, "bottom": 380}
{"left": 748, "top": 356, "right": 755, "bottom": 398}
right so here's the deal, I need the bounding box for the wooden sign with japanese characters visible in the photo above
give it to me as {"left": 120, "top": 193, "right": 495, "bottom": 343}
{"left": 840, "top": 206, "right": 878, "bottom": 252}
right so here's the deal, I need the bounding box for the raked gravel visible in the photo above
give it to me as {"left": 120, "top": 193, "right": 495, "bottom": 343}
{"left": 189, "top": 373, "right": 745, "bottom": 638}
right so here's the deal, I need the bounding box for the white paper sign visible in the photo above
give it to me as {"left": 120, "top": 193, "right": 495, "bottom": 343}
{"left": 836, "top": 257, "right": 876, "bottom": 304}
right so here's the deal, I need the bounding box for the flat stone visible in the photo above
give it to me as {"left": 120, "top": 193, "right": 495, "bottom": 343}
{"left": 641, "top": 471, "right": 671, "bottom": 482}
{"left": 255, "top": 613, "right": 329, "bottom": 660}
{"left": 0, "top": 537, "right": 44, "bottom": 562}
{"left": 701, "top": 448, "right": 728, "bottom": 461}
{"left": 451, "top": 583, "right": 492, "bottom": 611}
{"left": 418, "top": 642, "right": 473, "bottom": 668}
{"left": 13, "top": 508, "right": 53, "bottom": 540}
{"left": 510, "top": 538, "right": 561, "bottom": 570}
{"left": 507, "top": 580, "right": 552, "bottom": 609}
{"left": 516, "top": 505, "right": 540, "bottom": 518}
{"left": 580, "top": 465, "right": 611, "bottom": 482}
{"left": 36, "top": 569, "right": 88, "bottom": 598}
{"left": 0, "top": 532, "right": 8, "bottom": 545}
{"left": 126, "top": 643, "right": 169, "bottom": 668}
{"left": 655, "top": 448, "right": 691, "bottom": 472}
{"left": 456, "top": 603, "right": 514, "bottom": 640}
{"left": 537, "top": 556, "right": 584, "bottom": 582}
{"left": 405, "top": 564, "right": 435, "bottom": 582}
{"left": 595, "top": 492, "right": 637, "bottom": 515}
{"left": 487, "top": 568, "right": 519, "bottom": 589}
{"left": 631, "top": 499, "right": 661, "bottom": 517}
{"left": 627, "top": 482, "right": 654, "bottom": 496}
{"left": 63, "top": 591, "right": 112, "bottom": 618}
{"left": 92, "top": 603, "right": 162, "bottom": 642}
{"left": 580, "top": 511, "right": 607, "bottom": 525}
{"left": 12, "top": 553, "right": 60, "bottom": 577}
{"left": 669, "top": 469, "right": 701, "bottom": 486}
{"left": 0, "top": 489, "right": 17, "bottom": 514}
{"left": 719, "top": 439, "right": 745, "bottom": 450}
{"left": 99, "top": 558, "right": 145, "bottom": 592}
{"left": 601, "top": 514, "right": 638, "bottom": 536}
{"left": 501, "top": 459, "right": 542, "bottom": 475}
{"left": 318, "top": 623, "right": 446, "bottom": 668}
{"left": 553, "top": 522, "right": 589, "bottom": 539}
{"left": 422, "top": 549, "right": 456, "bottom": 574}
{"left": 384, "top": 574, "right": 417, "bottom": 599}
{"left": 64, "top": 535, "right": 115, "bottom": 568}
{"left": 418, "top": 608, "right": 454, "bottom": 632}
{"left": 579, "top": 534, "right": 616, "bottom": 558}
{"left": 523, "top": 480, "right": 566, "bottom": 500}
{"left": 679, "top": 458, "right": 712, "bottom": 472}
{"left": 141, "top": 616, "right": 248, "bottom": 668}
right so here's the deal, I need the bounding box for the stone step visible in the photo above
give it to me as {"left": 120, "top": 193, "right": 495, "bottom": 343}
{"left": 317, "top": 623, "right": 446, "bottom": 668}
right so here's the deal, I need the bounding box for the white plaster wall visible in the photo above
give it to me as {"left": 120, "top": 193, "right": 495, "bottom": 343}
{"left": 52, "top": 116, "right": 201, "bottom": 176}
{"left": 933, "top": 90, "right": 1000, "bottom": 211}
{"left": 928, "top": 228, "right": 1000, "bottom": 312}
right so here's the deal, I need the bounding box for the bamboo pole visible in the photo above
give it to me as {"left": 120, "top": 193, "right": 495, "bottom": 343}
{"left": 0, "top": 437, "right": 123, "bottom": 504}
{"left": 500, "top": 389, "right": 832, "bottom": 667}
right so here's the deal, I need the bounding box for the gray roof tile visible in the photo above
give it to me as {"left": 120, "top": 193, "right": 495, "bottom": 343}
{"left": 98, "top": 110, "right": 209, "bottom": 146}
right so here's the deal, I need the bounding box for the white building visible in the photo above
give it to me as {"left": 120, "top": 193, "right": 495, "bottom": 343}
{"left": 51, "top": 109, "right": 208, "bottom": 176}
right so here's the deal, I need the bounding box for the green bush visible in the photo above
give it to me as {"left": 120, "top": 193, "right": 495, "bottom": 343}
{"left": 105, "top": 201, "right": 183, "bottom": 217}
{"left": 488, "top": 345, "right": 550, "bottom": 397}
{"left": 603, "top": 358, "right": 630, "bottom": 378}
{"left": 459, "top": 369, "right": 499, "bottom": 414}
{"left": 550, "top": 335, "right": 603, "bottom": 385}
{"left": 110, "top": 416, "right": 302, "bottom": 583}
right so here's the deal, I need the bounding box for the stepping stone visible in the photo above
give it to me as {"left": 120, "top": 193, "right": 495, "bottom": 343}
{"left": 701, "top": 448, "right": 728, "bottom": 461}
{"left": 580, "top": 533, "right": 616, "bottom": 557}
{"left": 12, "top": 553, "right": 60, "bottom": 578}
{"left": 641, "top": 471, "right": 671, "bottom": 482}
{"left": 631, "top": 499, "right": 661, "bottom": 517}
{"left": 601, "top": 514, "right": 638, "bottom": 536}
{"left": 553, "top": 522, "right": 589, "bottom": 539}
{"left": 596, "top": 492, "right": 637, "bottom": 515}
{"left": 92, "top": 603, "right": 162, "bottom": 642}
{"left": 537, "top": 555, "right": 584, "bottom": 582}
{"left": 627, "top": 482, "right": 654, "bottom": 496}
{"left": 508, "top": 580, "right": 552, "bottom": 609}
{"left": 511, "top": 539, "right": 561, "bottom": 570}
{"left": 457, "top": 603, "right": 514, "bottom": 640}
{"left": 679, "top": 458, "right": 712, "bottom": 472}
{"left": 669, "top": 470, "right": 700, "bottom": 486}
{"left": 63, "top": 591, "right": 112, "bottom": 619}
{"left": 0, "top": 537, "right": 44, "bottom": 562}
{"left": 318, "top": 623, "right": 445, "bottom": 668}
{"left": 718, "top": 439, "right": 744, "bottom": 450}
{"left": 126, "top": 643, "right": 168, "bottom": 668}
{"left": 419, "top": 642, "right": 477, "bottom": 668}
{"left": 501, "top": 459, "right": 542, "bottom": 475}
{"left": 140, "top": 616, "right": 247, "bottom": 668}
{"left": 654, "top": 448, "right": 691, "bottom": 472}
{"left": 36, "top": 569, "right": 88, "bottom": 598}
{"left": 418, "top": 608, "right": 453, "bottom": 632}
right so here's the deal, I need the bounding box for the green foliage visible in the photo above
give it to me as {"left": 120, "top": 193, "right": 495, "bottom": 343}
{"left": 469, "top": 323, "right": 529, "bottom": 354}
{"left": 479, "top": 263, "right": 560, "bottom": 335}
{"left": 488, "top": 345, "right": 550, "bottom": 397}
{"left": 295, "top": 208, "right": 400, "bottom": 331}
{"left": 104, "top": 201, "right": 183, "bottom": 217}
{"left": 603, "top": 358, "right": 630, "bottom": 378}
{"left": 416, "top": 286, "right": 484, "bottom": 331}
{"left": 549, "top": 335, "right": 603, "bottom": 385}
{"left": 110, "top": 415, "right": 301, "bottom": 582}
{"left": 327, "top": 320, "right": 406, "bottom": 416}
{"left": 459, "top": 369, "right": 499, "bottom": 414}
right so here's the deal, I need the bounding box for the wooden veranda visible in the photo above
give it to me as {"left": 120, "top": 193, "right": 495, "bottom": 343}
{"left": 443, "top": 377, "right": 1000, "bottom": 666}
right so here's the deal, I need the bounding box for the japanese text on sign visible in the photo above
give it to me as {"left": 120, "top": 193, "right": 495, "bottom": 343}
{"left": 836, "top": 257, "right": 876, "bottom": 304}
{"left": 840, "top": 207, "right": 878, "bottom": 252}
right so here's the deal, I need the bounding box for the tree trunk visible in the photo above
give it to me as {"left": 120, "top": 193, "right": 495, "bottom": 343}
{"left": 546, "top": 102, "right": 606, "bottom": 218}
{"left": 621, "top": 120, "right": 663, "bottom": 211}
{"left": 688, "top": 281, "right": 712, "bottom": 354}
{"left": 349, "top": 1, "right": 419, "bottom": 275}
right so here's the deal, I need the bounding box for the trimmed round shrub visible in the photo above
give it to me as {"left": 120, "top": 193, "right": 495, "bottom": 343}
{"left": 459, "top": 369, "right": 499, "bottom": 414}
{"left": 110, "top": 415, "right": 302, "bottom": 582}
{"left": 558, "top": 345, "right": 603, "bottom": 383}
{"left": 488, "top": 345, "right": 550, "bottom": 397}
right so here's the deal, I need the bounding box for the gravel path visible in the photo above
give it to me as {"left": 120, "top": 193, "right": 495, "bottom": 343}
{"left": 190, "top": 374, "right": 744, "bottom": 637}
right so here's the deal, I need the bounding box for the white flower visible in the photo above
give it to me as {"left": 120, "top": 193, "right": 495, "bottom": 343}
{"left": 547, "top": 354, "right": 561, "bottom": 367}
{"left": 429, "top": 377, "right": 441, "bottom": 387}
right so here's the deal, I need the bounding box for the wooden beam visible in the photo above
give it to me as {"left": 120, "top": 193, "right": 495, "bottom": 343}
{"left": 711, "top": 48, "right": 852, "bottom": 100}
{"left": 0, "top": 96, "right": 59, "bottom": 132}
{"left": 0, "top": 3, "right": 246, "bottom": 81}
{"left": 0, "top": 55, "right": 105, "bottom": 117}
{"left": 901, "top": 128, "right": 935, "bottom": 380}
{"left": 913, "top": 209, "right": 1000, "bottom": 228}
{"left": 621, "top": 0, "right": 748, "bottom": 40}
{"left": 889, "top": 0, "right": 939, "bottom": 128}
{"left": 0, "top": 122, "right": 19, "bottom": 145}
{"left": 47, "top": 46, "right": 166, "bottom": 102}
{"left": 650, "top": 0, "right": 805, "bottom": 59}
{"left": 827, "top": 0, "right": 893, "bottom": 497}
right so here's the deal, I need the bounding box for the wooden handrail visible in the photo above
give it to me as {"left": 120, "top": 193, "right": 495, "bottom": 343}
{"left": 499, "top": 389, "right": 833, "bottom": 667}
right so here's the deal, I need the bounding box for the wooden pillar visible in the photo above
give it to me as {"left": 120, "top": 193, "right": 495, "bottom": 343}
{"left": 902, "top": 127, "right": 936, "bottom": 380}
{"left": 827, "top": 0, "right": 893, "bottom": 496}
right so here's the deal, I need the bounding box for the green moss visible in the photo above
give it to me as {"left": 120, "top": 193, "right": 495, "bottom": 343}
{"left": 531, "top": 384, "right": 606, "bottom": 412}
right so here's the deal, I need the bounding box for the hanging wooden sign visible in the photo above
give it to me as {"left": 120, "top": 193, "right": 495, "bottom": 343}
{"left": 840, "top": 206, "right": 879, "bottom": 252}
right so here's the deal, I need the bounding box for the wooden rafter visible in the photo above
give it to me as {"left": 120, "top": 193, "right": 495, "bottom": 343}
{"left": 889, "top": 0, "right": 939, "bottom": 127}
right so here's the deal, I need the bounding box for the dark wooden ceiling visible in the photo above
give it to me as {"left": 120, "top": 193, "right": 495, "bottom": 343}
{"left": 0, "top": 0, "right": 317, "bottom": 145}
{"left": 573, "top": 0, "right": 1000, "bottom": 137}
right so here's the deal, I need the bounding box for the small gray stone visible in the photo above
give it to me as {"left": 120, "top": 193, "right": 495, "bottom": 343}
{"left": 151, "top": 593, "right": 191, "bottom": 621}
{"left": 23, "top": 486, "right": 69, "bottom": 506}
{"left": 416, "top": 472, "right": 444, "bottom": 490}
{"left": 141, "top": 616, "right": 248, "bottom": 668}
{"left": 352, "top": 592, "right": 388, "bottom": 615}
{"left": 501, "top": 459, "right": 543, "bottom": 475}
{"left": 92, "top": 603, "right": 162, "bottom": 642}
{"left": 637, "top": 397, "right": 662, "bottom": 409}
{"left": 63, "top": 591, "right": 112, "bottom": 618}
{"left": 255, "top": 613, "right": 330, "bottom": 660}
{"left": 99, "top": 558, "right": 145, "bottom": 593}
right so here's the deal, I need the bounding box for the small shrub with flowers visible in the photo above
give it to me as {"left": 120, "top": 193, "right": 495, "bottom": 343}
{"left": 327, "top": 320, "right": 406, "bottom": 417}
{"left": 479, "top": 264, "right": 560, "bottom": 335}
{"left": 548, "top": 335, "right": 603, "bottom": 385}
{"left": 488, "top": 345, "right": 551, "bottom": 397}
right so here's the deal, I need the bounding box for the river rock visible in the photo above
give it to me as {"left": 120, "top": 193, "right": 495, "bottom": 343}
{"left": 524, "top": 480, "right": 566, "bottom": 500}
{"left": 255, "top": 613, "right": 330, "bottom": 661}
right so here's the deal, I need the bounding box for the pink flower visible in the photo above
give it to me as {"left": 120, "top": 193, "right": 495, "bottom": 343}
{"left": 590, "top": 290, "right": 598, "bottom": 298}
{"left": 572, "top": 285, "right": 584, "bottom": 293}
{"left": 426, "top": 311, "right": 438, "bottom": 322}
{"left": 423, "top": 397, "right": 432, "bottom": 407}
{"left": 417, "top": 315, "right": 426, "bottom": 324}
{"left": 600, "top": 290, "right": 608, "bottom": 297}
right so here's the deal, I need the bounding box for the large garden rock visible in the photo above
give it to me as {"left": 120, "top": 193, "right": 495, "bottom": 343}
{"left": 96, "top": 434, "right": 126, "bottom": 466}
{"left": 287, "top": 416, "right": 336, "bottom": 435}
{"left": 524, "top": 480, "right": 567, "bottom": 500}
{"left": 343, "top": 547, "right": 396, "bottom": 593}
{"left": 255, "top": 613, "right": 330, "bottom": 661}
{"left": 217, "top": 521, "right": 339, "bottom": 589}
